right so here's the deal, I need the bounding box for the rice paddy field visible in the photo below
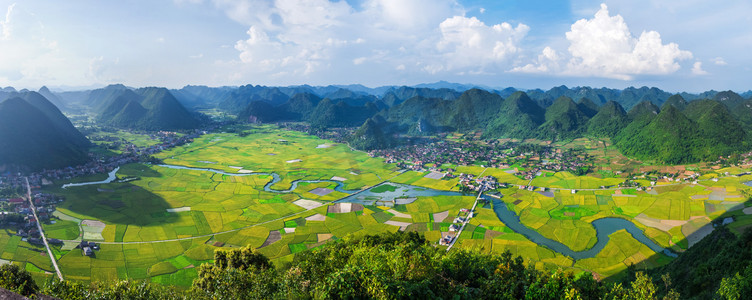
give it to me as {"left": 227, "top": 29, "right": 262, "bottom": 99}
{"left": 7, "top": 126, "right": 752, "bottom": 285}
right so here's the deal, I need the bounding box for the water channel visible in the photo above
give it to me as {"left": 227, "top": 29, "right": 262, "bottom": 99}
{"left": 61, "top": 167, "right": 120, "bottom": 189}
{"left": 62, "top": 164, "right": 677, "bottom": 260}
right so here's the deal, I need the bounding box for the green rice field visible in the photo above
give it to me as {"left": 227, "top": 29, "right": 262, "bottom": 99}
{"left": 5, "top": 125, "right": 752, "bottom": 285}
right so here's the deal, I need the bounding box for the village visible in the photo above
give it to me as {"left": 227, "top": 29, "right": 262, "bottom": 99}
{"left": 0, "top": 129, "right": 205, "bottom": 194}
{"left": 368, "top": 140, "right": 594, "bottom": 181}
{"left": 0, "top": 192, "right": 65, "bottom": 249}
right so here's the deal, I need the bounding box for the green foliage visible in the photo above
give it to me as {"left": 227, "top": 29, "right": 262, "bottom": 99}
{"left": 651, "top": 227, "right": 752, "bottom": 299}
{"left": 587, "top": 101, "right": 629, "bottom": 138}
{"left": 43, "top": 278, "right": 189, "bottom": 300}
{"left": 0, "top": 264, "right": 38, "bottom": 296}
{"left": 484, "top": 91, "right": 545, "bottom": 139}
{"left": 537, "top": 96, "right": 590, "bottom": 140}
{"left": 661, "top": 94, "right": 688, "bottom": 111}
{"left": 349, "top": 117, "right": 392, "bottom": 150}
{"left": 309, "top": 98, "right": 379, "bottom": 129}
{"left": 615, "top": 102, "right": 750, "bottom": 164}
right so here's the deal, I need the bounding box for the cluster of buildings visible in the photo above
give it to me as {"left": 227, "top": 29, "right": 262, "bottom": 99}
{"left": 0, "top": 130, "right": 203, "bottom": 192}
{"left": 368, "top": 141, "right": 593, "bottom": 180}
{"left": 279, "top": 123, "right": 355, "bottom": 144}
{"left": 0, "top": 193, "right": 64, "bottom": 247}
{"left": 457, "top": 174, "right": 503, "bottom": 192}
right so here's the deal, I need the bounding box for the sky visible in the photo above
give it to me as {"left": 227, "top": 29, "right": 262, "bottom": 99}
{"left": 0, "top": 0, "right": 749, "bottom": 92}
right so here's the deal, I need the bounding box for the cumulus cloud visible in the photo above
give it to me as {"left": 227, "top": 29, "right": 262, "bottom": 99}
{"left": 692, "top": 61, "right": 708, "bottom": 75}
{"left": 514, "top": 3, "right": 692, "bottom": 80}
{"left": 213, "top": 0, "right": 528, "bottom": 82}
{"left": 437, "top": 16, "right": 529, "bottom": 72}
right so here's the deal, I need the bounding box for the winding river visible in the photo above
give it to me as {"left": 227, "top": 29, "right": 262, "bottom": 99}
{"left": 62, "top": 164, "right": 677, "bottom": 260}
{"left": 61, "top": 167, "right": 120, "bottom": 189}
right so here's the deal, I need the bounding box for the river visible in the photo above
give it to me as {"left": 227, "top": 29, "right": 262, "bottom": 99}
{"left": 61, "top": 164, "right": 676, "bottom": 260}
{"left": 61, "top": 167, "right": 120, "bottom": 189}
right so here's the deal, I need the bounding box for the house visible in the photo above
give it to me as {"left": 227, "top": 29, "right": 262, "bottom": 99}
{"left": 8, "top": 198, "right": 24, "bottom": 205}
{"left": 82, "top": 247, "right": 93, "bottom": 256}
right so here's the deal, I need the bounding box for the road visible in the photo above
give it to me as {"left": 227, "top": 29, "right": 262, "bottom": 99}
{"left": 25, "top": 177, "right": 63, "bottom": 280}
{"left": 446, "top": 185, "right": 485, "bottom": 251}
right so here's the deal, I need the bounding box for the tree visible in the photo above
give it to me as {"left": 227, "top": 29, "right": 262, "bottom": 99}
{"left": 192, "top": 245, "right": 279, "bottom": 299}
{"left": 0, "top": 264, "right": 38, "bottom": 297}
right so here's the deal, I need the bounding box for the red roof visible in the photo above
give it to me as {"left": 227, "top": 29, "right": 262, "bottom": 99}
{"left": 9, "top": 198, "right": 24, "bottom": 203}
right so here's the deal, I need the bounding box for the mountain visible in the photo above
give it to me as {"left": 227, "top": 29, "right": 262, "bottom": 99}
{"left": 0, "top": 97, "right": 90, "bottom": 171}
{"left": 627, "top": 101, "right": 661, "bottom": 121}
{"left": 484, "top": 91, "right": 545, "bottom": 139}
{"left": 449, "top": 89, "right": 504, "bottom": 132}
{"left": 37, "top": 86, "right": 67, "bottom": 110}
{"left": 615, "top": 105, "right": 698, "bottom": 164}
{"left": 381, "top": 86, "right": 460, "bottom": 107}
{"left": 684, "top": 99, "right": 749, "bottom": 158}
{"left": 323, "top": 88, "right": 377, "bottom": 107}
{"left": 576, "top": 97, "right": 599, "bottom": 118}
{"left": 278, "top": 93, "right": 323, "bottom": 121}
{"left": 586, "top": 101, "right": 629, "bottom": 138}
{"left": 308, "top": 99, "right": 379, "bottom": 129}
{"left": 237, "top": 101, "right": 284, "bottom": 123}
{"left": 661, "top": 94, "right": 688, "bottom": 111}
{"left": 537, "top": 96, "right": 591, "bottom": 140}
{"left": 91, "top": 86, "right": 200, "bottom": 130}
{"left": 349, "top": 117, "right": 392, "bottom": 150}
{"left": 713, "top": 90, "right": 746, "bottom": 109}
{"left": 17, "top": 92, "right": 90, "bottom": 149}
{"left": 218, "top": 85, "right": 292, "bottom": 113}
{"left": 412, "top": 81, "right": 491, "bottom": 92}
{"left": 88, "top": 84, "right": 131, "bottom": 111}
{"left": 383, "top": 96, "right": 454, "bottom": 135}
{"left": 731, "top": 99, "right": 752, "bottom": 131}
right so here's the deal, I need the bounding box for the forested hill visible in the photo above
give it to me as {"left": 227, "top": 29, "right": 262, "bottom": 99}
{"left": 35, "top": 83, "right": 752, "bottom": 164}
{"left": 87, "top": 85, "right": 201, "bottom": 130}
{"left": 0, "top": 93, "right": 90, "bottom": 171}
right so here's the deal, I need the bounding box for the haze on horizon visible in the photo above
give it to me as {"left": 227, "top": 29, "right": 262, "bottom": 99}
{"left": 0, "top": 0, "right": 749, "bottom": 93}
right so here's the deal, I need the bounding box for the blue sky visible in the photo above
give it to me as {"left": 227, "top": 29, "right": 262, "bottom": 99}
{"left": 0, "top": 0, "right": 749, "bottom": 92}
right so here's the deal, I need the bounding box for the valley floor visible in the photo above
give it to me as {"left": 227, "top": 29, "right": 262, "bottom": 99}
{"left": 3, "top": 125, "right": 752, "bottom": 287}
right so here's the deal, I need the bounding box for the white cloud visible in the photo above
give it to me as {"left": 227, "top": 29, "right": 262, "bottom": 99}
{"left": 1, "top": 3, "right": 15, "bottom": 40}
{"left": 512, "top": 46, "right": 560, "bottom": 73}
{"left": 692, "top": 61, "right": 708, "bottom": 75}
{"left": 479, "top": 7, "right": 486, "bottom": 14}
{"left": 437, "top": 16, "right": 529, "bottom": 72}
{"left": 515, "top": 3, "right": 692, "bottom": 80}
{"left": 712, "top": 57, "right": 727, "bottom": 65}
{"left": 212, "top": 0, "right": 528, "bottom": 83}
